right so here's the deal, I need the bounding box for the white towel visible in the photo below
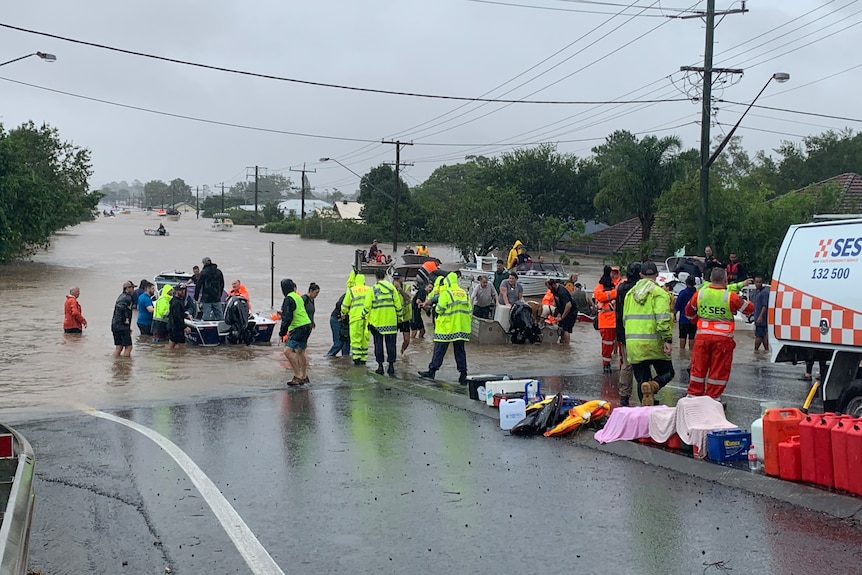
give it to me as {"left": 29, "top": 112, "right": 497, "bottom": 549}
{"left": 647, "top": 406, "right": 679, "bottom": 443}
{"left": 675, "top": 396, "right": 738, "bottom": 458}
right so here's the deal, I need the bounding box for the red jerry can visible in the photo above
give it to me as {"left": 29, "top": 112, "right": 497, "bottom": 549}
{"left": 778, "top": 435, "right": 802, "bottom": 482}
{"left": 831, "top": 419, "right": 854, "bottom": 492}
{"left": 763, "top": 408, "right": 804, "bottom": 477}
{"left": 846, "top": 423, "right": 862, "bottom": 497}
{"left": 813, "top": 413, "right": 842, "bottom": 488}
{"left": 798, "top": 415, "right": 818, "bottom": 484}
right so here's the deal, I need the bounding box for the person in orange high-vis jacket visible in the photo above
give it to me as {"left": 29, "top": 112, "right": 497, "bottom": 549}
{"left": 593, "top": 265, "right": 620, "bottom": 373}
{"left": 684, "top": 267, "right": 754, "bottom": 400}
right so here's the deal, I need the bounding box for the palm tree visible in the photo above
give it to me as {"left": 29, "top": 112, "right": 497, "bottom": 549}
{"left": 592, "top": 130, "right": 685, "bottom": 242}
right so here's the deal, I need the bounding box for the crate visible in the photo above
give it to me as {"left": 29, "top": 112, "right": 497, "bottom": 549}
{"left": 706, "top": 429, "right": 751, "bottom": 462}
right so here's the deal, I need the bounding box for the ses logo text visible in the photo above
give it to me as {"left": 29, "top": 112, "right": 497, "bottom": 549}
{"left": 813, "top": 238, "right": 862, "bottom": 262}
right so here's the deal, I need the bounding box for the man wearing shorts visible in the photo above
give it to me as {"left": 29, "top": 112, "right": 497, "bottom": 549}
{"left": 279, "top": 278, "right": 312, "bottom": 386}
{"left": 546, "top": 278, "right": 574, "bottom": 344}
{"left": 112, "top": 280, "right": 135, "bottom": 357}
{"left": 674, "top": 276, "right": 697, "bottom": 350}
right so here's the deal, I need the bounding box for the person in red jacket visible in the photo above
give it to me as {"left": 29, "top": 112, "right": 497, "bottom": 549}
{"left": 63, "top": 286, "right": 88, "bottom": 333}
{"left": 593, "top": 265, "right": 621, "bottom": 373}
{"left": 684, "top": 267, "right": 754, "bottom": 400}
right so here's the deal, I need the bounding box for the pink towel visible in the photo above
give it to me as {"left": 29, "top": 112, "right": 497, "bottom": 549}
{"left": 594, "top": 406, "right": 654, "bottom": 443}
{"left": 675, "top": 396, "right": 738, "bottom": 458}
{"left": 648, "top": 406, "right": 679, "bottom": 443}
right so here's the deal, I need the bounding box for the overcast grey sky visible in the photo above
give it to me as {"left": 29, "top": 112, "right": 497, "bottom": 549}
{"left": 1, "top": 1, "right": 859, "bottom": 194}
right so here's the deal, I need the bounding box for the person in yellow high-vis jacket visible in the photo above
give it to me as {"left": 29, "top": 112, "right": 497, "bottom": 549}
{"left": 419, "top": 272, "right": 471, "bottom": 384}
{"left": 341, "top": 269, "right": 371, "bottom": 365}
{"left": 363, "top": 268, "right": 403, "bottom": 376}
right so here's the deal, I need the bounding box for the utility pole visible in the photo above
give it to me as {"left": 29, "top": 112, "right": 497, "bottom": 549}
{"left": 246, "top": 166, "right": 267, "bottom": 228}
{"left": 290, "top": 163, "right": 317, "bottom": 220}
{"left": 382, "top": 140, "right": 413, "bottom": 254}
{"left": 679, "top": 0, "right": 747, "bottom": 252}
{"left": 219, "top": 182, "right": 225, "bottom": 213}
{"left": 196, "top": 185, "right": 199, "bottom": 219}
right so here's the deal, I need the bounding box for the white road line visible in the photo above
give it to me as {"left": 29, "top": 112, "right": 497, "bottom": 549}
{"left": 663, "top": 384, "right": 780, "bottom": 403}
{"left": 88, "top": 409, "right": 284, "bottom": 575}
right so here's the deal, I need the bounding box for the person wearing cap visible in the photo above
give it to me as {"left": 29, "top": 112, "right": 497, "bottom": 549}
{"left": 279, "top": 278, "right": 313, "bottom": 385}
{"left": 63, "top": 286, "right": 87, "bottom": 334}
{"left": 571, "top": 283, "right": 594, "bottom": 317}
{"left": 623, "top": 262, "right": 675, "bottom": 406}
{"left": 111, "top": 280, "right": 136, "bottom": 357}
{"left": 684, "top": 267, "right": 754, "bottom": 401}
{"left": 167, "top": 283, "right": 192, "bottom": 349}
{"left": 594, "top": 265, "right": 620, "bottom": 373}
{"left": 197, "top": 256, "right": 225, "bottom": 321}
{"left": 471, "top": 275, "right": 497, "bottom": 320}
{"left": 135, "top": 280, "right": 156, "bottom": 335}
{"left": 363, "top": 268, "right": 403, "bottom": 376}
{"left": 614, "top": 263, "right": 641, "bottom": 406}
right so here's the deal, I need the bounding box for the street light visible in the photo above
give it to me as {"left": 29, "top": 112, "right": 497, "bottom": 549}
{"left": 698, "top": 72, "right": 789, "bottom": 250}
{"left": 0, "top": 51, "right": 57, "bottom": 68}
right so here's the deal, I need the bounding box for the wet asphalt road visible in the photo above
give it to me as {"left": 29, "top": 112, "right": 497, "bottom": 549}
{"left": 20, "top": 368, "right": 862, "bottom": 575}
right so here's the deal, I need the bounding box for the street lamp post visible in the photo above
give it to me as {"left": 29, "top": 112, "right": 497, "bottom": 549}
{"left": 319, "top": 158, "right": 397, "bottom": 249}
{"left": 0, "top": 51, "right": 57, "bottom": 68}
{"left": 699, "top": 72, "right": 789, "bottom": 249}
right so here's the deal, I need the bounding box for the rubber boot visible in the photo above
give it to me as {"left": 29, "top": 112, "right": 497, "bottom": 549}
{"left": 375, "top": 363, "right": 385, "bottom": 375}
{"left": 418, "top": 369, "right": 436, "bottom": 380}
{"left": 387, "top": 363, "right": 395, "bottom": 376}
{"left": 641, "top": 380, "right": 660, "bottom": 406}
{"left": 459, "top": 371, "right": 468, "bottom": 385}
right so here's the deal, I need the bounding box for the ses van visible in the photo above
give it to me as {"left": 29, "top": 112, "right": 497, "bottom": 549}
{"left": 770, "top": 217, "right": 862, "bottom": 415}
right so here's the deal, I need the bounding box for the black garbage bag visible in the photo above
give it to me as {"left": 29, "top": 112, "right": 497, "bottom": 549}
{"left": 510, "top": 394, "right": 562, "bottom": 436}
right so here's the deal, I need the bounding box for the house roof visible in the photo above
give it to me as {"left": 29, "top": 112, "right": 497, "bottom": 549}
{"left": 793, "top": 173, "right": 862, "bottom": 213}
{"left": 333, "top": 201, "right": 363, "bottom": 220}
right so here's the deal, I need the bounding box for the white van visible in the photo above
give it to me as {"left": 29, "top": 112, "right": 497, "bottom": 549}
{"left": 771, "top": 217, "right": 862, "bottom": 414}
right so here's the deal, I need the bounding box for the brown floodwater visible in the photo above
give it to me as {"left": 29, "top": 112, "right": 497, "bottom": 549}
{"left": 0, "top": 211, "right": 606, "bottom": 422}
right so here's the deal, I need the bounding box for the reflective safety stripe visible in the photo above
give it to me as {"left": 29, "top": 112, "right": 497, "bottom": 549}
{"left": 625, "top": 333, "right": 662, "bottom": 340}
{"left": 697, "top": 329, "right": 734, "bottom": 338}
{"left": 706, "top": 377, "right": 728, "bottom": 386}
{"left": 601, "top": 339, "right": 615, "bottom": 345}
{"left": 624, "top": 313, "right": 671, "bottom": 321}
{"left": 688, "top": 375, "right": 705, "bottom": 383}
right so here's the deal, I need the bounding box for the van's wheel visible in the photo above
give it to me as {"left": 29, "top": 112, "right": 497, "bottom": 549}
{"left": 837, "top": 382, "right": 862, "bottom": 416}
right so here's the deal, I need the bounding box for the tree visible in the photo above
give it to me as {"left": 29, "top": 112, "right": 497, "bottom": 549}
{"left": 144, "top": 180, "right": 170, "bottom": 208}
{"left": 229, "top": 174, "right": 293, "bottom": 205}
{"left": 358, "top": 164, "right": 410, "bottom": 233}
{"left": 0, "top": 121, "right": 98, "bottom": 262}
{"left": 168, "top": 178, "right": 193, "bottom": 206}
{"left": 592, "top": 130, "right": 686, "bottom": 241}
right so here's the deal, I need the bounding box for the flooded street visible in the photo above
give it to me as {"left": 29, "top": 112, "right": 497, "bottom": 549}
{"left": 0, "top": 210, "right": 609, "bottom": 422}
{"left": 5, "top": 214, "right": 862, "bottom": 574}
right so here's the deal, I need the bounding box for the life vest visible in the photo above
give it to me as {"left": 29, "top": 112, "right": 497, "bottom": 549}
{"left": 434, "top": 273, "right": 471, "bottom": 342}
{"left": 694, "top": 286, "right": 735, "bottom": 337}
{"left": 417, "top": 246, "right": 429, "bottom": 256}
{"left": 286, "top": 291, "right": 311, "bottom": 331}
{"left": 364, "top": 280, "right": 402, "bottom": 335}
{"left": 726, "top": 262, "right": 741, "bottom": 282}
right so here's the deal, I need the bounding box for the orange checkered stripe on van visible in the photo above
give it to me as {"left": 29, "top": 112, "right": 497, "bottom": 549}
{"left": 769, "top": 280, "right": 862, "bottom": 346}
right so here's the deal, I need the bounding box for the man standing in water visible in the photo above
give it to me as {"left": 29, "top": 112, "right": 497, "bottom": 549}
{"left": 112, "top": 280, "right": 135, "bottom": 357}
{"left": 64, "top": 286, "right": 88, "bottom": 333}
{"left": 279, "top": 278, "right": 312, "bottom": 386}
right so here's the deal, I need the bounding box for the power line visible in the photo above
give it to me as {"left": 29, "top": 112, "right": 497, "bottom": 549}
{"left": 0, "top": 21, "right": 686, "bottom": 105}
{"left": 466, "top": 0, "right": 671, "bottom": 16}
{"left": 717, "top": 100, "right": 862, "bottom": 124}
{"left": 393, "top": 0, "right": 668, "bottom": 141}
